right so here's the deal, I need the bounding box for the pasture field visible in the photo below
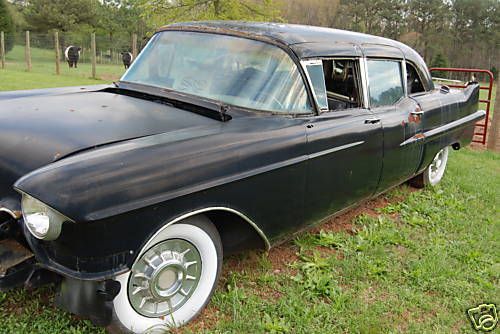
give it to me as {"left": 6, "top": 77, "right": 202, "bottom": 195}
{"left": 0, "top": 45, "right": 124, "bottom": 91}
{"left": 0, "top": 55, "right": 498, "bottom": 333}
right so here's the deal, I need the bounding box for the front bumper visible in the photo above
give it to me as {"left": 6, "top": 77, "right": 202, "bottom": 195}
{"left": 0, "top": 212, "right": 60, "bottom": 291}
{"left": 0, "top": 214, "right": 121, "bottom": 326}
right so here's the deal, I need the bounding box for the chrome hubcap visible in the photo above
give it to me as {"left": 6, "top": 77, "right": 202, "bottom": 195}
{"left": 128, "top": 239, "right": 201, "bottom": 317}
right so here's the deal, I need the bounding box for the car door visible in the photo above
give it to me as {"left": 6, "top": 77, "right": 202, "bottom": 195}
{"left": 364, "top": 58, "right": 425, "bottom": 193}
{"left": 300, "top": 58, "right": 383, "bottom": 224}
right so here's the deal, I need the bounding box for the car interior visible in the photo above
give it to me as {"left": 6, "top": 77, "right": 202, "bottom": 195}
{"left": 406, "top": 63, "right": 425, "bottom": 94}
{"left": 322, "top": 59, "right": 361, "bottom": 111}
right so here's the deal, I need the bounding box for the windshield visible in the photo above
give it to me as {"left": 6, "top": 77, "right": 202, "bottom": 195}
{"left": 121, "top": 31, "right": 312, "bottom": 114}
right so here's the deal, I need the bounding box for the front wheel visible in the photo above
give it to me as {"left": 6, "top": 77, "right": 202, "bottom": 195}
{"left": 409, "top": 146, "right": 449, "bottom": 188}
{"left": 107, "top": 216, "right": 222, "bottom": 334}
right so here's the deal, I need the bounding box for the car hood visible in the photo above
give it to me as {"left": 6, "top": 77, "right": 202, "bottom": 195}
{"left": 0, "top": 86, "right": 221, "bottom": 205}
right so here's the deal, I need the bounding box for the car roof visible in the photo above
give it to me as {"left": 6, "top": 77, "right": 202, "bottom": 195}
{"left": 166, "top": 21, "right": 397, "bottom": 46}
{"left": 160, "top": 21, "right": 433, "bottom": 89}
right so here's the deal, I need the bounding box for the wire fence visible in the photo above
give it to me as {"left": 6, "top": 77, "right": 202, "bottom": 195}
{"left": 0, "top": 31, "right": 148, "bottom": 79}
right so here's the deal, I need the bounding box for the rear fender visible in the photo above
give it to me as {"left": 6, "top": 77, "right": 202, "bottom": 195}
{"left": 417, "top": 83, "right": 481, "bottom": 172}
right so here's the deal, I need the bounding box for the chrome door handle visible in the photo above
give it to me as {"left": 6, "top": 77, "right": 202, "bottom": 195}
{"left": 364, "top": 118, "right": 381, "bottom": 124}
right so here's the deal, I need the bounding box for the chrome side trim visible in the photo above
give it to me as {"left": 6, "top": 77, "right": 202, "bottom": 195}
{"left": 400, "top": 134, "right": 425, "bottom": 147}
{"left": 400, "top": 110, "right": 486, "bottom": 147}
{"left": 309, "top": 141, "right": 365, "bottom": 159}
{"left": 141, "top": 207, "right": 271, "bottom": 253}
{"left": 424, "top": 110, "right": 485, "bottom": 138}
{"left": 359, "top": 57, "right": 370, "bottom": 109}
{"left": 402, "top": 59, "right": 408, "bottom": 97}
{"left": 0, "top": 207, "right": 21, "bottom": 219}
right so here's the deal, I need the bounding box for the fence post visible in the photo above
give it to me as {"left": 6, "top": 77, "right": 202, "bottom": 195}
{"left": 54, "top": 31, "right": 60, "bottom": 75}
{"left": 486, "top": 82, "right": 500, "bottom": 152}
{"left": 91, "top": 32, "right": 96, "bottom": 79}
{"left": 0, "top": 31, "right": 5, "bottom": 69}
{"left": 132, "top": 33, "right": 137, "bottom": 59}
{"left": 25, "top": 31, "right": 32, "bottom": 72}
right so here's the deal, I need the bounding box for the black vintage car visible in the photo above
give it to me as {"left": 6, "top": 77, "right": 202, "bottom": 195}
{"left": 0, "top": 22, "right": 484, "bottom": 333}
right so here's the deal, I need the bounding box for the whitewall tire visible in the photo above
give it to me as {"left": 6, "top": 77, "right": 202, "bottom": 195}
{"left": 107, "top": 216, "right": 222, "bottom": 334}
{"left": 409, "top": 146, "right": 449, "bottom": 188}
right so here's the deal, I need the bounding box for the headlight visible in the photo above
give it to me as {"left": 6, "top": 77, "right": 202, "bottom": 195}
{"left": 21, "top": 194, "right": 70, "bottom": 240}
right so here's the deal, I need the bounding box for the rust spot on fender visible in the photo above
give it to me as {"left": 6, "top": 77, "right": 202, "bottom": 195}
{"left": 414, "top": 133, "right": 425, "bottom": 139}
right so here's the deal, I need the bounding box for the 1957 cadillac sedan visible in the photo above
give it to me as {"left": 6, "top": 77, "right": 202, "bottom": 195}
{"left": 0, "top": 22, "right": 484, "bottom": 333}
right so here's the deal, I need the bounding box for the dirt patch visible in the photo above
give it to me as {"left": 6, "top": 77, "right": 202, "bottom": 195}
{"left": 182, "top": 304, "right": 227, "bottom": 333}
{"left": 266, "top": 244, "right": 300, "bottom": 271}
{"left": 222, "top": 251, "right": 263, "bottom": 276}
{"left": 315, "top": 245, "right": 340, "bottom": 257}
{"left": 310, "top": 196, "right": 390, "bottom": 236}
{"left": 361, "top": 285, "right": 391, "bottom": 305}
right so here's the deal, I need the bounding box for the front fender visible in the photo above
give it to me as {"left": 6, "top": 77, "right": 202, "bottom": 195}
{"left": 14, "top": 116, "right": 308, "bottom": 279}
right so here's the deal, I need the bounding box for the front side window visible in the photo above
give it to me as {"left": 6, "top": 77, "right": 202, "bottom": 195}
{"left": 366, "top": 60, "right": 404, "bottom": 107}
{"left": 122, "top": 31, "right": 312, "bottom": 114}
{"left": 303, "top": 60, "right": 328, "bottom": 111}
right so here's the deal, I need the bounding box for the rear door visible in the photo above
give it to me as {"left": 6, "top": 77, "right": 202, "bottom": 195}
{"left": 364, "top": 58, "right": 425, "bottom": 192}
{"left": 301, "top": 58, "right": 383, "bottom": 224}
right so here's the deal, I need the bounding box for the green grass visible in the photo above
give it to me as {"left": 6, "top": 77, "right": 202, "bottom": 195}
{"left": 0, "top": 148, "right": 498, "bottom": 333}
{"left": 0, "top": 45, "right": 124, "bottom": 91}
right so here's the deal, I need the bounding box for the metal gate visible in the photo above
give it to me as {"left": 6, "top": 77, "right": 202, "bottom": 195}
{"left": 430, "top": 68, "right": 494, "bottom": 145}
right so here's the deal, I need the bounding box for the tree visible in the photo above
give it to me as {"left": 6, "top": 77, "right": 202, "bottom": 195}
{"left": 431, "top": 53, "right": 449, "bottom": 78}
{"left": 280, "top": 0, "right": 340, "bottom": 27}
{"left": 24, "top": 0, "right": 97, "bottom": 32}
{"left": 95, "top": 1, "right": 152, "bottom": 56}
{"left": 0, "top": 0, "right": 15, "bottom": 52}
{"left": 98, "top": 0, "right": 150, "bottom": 37}
{"left": 138, "top": 0, "right": 282, "bottom": 27}
{"left": 408, "top": 0, "right": 450, "bottom": 62}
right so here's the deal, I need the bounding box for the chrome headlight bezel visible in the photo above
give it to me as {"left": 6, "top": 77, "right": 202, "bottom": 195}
{"left": 21, "top": 193, "right": 72, "bottom": 241}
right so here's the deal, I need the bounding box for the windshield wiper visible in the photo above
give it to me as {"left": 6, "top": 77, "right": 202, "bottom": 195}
{"left": 105, "top": 82, "right": 232, "bottom": 122}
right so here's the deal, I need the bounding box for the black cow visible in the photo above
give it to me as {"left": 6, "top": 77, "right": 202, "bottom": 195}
{"left": 121, "top": 52, "right": 134, "bottom": 69}
{"left": 65, "top": 46, "right": 81, "bottom": 68}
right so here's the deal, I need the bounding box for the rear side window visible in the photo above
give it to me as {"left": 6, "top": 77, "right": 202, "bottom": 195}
{"left": 366, "top": 60, "right": 404, "bottom": 107}
{"left": 323, "top": 59, "right": 361, "bottom": 111}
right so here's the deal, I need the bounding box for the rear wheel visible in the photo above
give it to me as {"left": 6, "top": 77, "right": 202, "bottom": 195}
{"left": 107, "top": 216, "right": 222, "bottom": 334}
{"left": 409, "top": 146, "right": 449, "bottom": 188}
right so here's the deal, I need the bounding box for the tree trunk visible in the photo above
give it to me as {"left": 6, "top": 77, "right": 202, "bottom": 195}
{"left": 213, "top": 0, "right": 222, "bottom": 16}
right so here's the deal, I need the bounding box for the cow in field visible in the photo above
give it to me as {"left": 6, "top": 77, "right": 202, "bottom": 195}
{"left": 121, "top": 52, "right": 134, "bottom": 69}
{"left": 65, "top": 46, "right": 81, "bottom": 68}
